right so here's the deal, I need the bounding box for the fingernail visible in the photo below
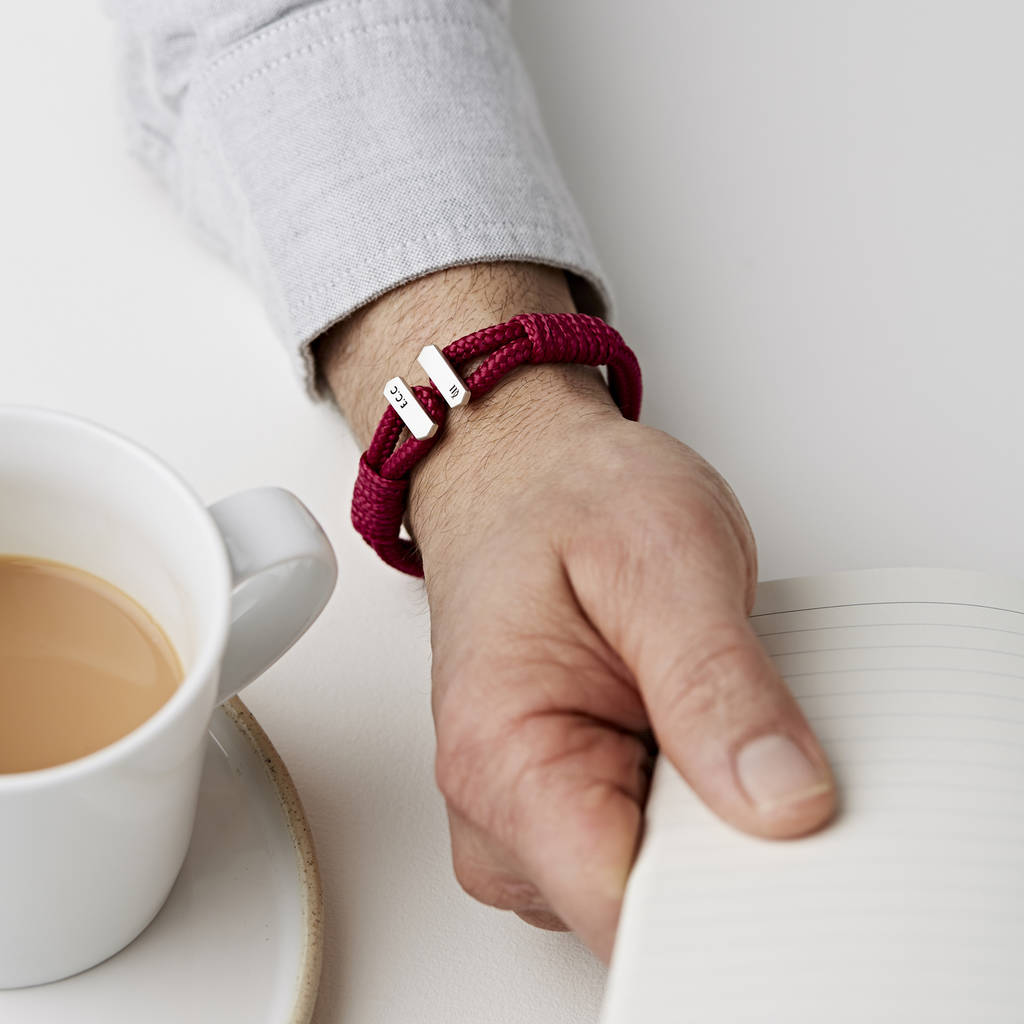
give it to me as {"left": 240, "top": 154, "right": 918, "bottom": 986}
{"left": 736, "top": 733, "right": 832, "bottom": 811}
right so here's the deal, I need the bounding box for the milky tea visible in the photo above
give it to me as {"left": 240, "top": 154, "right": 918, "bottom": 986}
{"left": 0, "top": 557, "right": 182, "bottom": 773}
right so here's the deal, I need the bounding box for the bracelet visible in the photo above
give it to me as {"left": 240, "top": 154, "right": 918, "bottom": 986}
{"left": 351, "top": 312, "right": 643, "bottom": 576}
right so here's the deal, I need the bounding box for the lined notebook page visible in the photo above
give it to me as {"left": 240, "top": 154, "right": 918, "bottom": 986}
{"left": 602, "top": 569, "right": 1024, "bottom": 1023}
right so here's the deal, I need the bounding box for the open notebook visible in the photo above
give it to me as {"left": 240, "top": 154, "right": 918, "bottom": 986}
{"left": 602, "top": 568, "right": 1024, "bottom": 1023}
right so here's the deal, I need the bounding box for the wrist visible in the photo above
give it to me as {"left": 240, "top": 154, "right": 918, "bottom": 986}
{"left": 316, "top": 263, "right": 627, "bottom": 577}
{"left": 408, "top": 362, "right": 618, "bottom": 568}
{"left": 316, "top": 262, "right": 581, "bottom": 445}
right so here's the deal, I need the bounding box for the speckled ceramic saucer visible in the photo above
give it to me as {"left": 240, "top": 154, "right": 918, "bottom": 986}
{"left": 0, "top": 697, "right": 323, "bottom": 1023}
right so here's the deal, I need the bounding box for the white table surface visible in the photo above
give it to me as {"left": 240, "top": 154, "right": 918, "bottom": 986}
{"left": 3, "top": 3, "right": 1023, "bottom": 1021}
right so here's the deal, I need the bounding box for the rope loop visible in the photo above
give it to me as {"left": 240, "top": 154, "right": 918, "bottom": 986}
{"left": 352, "top": 314, "right": 643, "bottom": 576}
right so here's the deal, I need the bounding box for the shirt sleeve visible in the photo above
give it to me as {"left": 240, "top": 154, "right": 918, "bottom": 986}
{"left": 107, "top": 0, "right": 611, "bottom": 396}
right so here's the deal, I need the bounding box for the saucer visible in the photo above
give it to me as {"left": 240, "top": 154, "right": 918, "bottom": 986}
{"left": 0, "top": 698, "right": 323, "bottom": 1022}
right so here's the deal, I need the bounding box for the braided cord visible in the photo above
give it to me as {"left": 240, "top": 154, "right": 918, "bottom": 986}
{"left": 352, "top": 313, "right": 643, "bottom": 576}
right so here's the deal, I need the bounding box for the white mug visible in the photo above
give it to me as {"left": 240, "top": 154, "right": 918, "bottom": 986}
{"left": 0, "top": 407, "right": 338, "bottom": 988}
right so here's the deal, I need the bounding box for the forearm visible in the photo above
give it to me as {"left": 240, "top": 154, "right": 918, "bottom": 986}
{"left": 315, "top": 263, "right": 616, "bottom": 566}
{"left": 113, "top": 0, "right": 608, "bottom": 397}
{"left": 317, "top": 261, "right": 834, "bottom": 962}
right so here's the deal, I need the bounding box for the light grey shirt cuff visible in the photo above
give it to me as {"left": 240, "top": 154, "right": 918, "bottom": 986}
{"left": 117, "top": 0, "right": 611, "bottom": 396}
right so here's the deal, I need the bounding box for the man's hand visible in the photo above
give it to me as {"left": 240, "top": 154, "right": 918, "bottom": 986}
{"left": 318, "top": 264, "right": 836, "bottom": 963}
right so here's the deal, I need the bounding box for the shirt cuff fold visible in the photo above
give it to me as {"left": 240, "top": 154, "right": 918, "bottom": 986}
{"left": 180, "top": 0, "right": 611, "bottom": 395}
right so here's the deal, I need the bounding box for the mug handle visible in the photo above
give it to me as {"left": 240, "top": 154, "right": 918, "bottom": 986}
{"left": 208, "top": 487, "right": 337, "bottom": 703}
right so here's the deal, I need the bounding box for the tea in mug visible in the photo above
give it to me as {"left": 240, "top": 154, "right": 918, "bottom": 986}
{"left": 0, "top": 556, "right": 182, "bottom": 773}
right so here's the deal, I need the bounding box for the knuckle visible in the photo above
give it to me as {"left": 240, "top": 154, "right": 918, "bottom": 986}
{"left": 659, "top": 667, "right": 722, "bottom": 725}
{"left": 681, "top": 491, "right": 751, "bottom": 568}
{"left": 688, "top": 474, "right": 759, "bottom": 597}
{"left": 451, "top": 853, "right": 543, "bottom": 912}
{"left": 521, "top": 721, "right": 649, "bottom": 806}
{"left": 434, "top": 694, "right": 528, "bottom": 835}
{"left": 515, "top": 909, "right": 570, "bottom": 932}
{"left": 656, "top": 628, "right": 768, "bottom": 729}
{"left": 432, "top": 667, "right": 503, "bottom": 817}
{"left": 434, "top": 727, "right": 477, "bottom": 814}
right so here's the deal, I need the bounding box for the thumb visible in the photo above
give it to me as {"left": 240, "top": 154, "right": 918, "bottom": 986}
{"left": 570, "top": 522, "right": 836, "bottom": 838}
{"left": 645, "top": 611, "right": 836, "bottom": 836}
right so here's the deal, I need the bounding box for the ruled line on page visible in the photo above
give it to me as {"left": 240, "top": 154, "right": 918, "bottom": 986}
{"left": 770, "top": 644, "right": 1024, "bottom": 659}
{"left": 645, "top": 848, "right": 1024, "bottom": 872}
{"left": 805, "top": 734, "right": 1024, "bottom": 751}
{"left": 665, "top": 826, "right": 1024, "bottom": 850}
{"left": 757, "top": 622, "right": 1024, "bottom": 639}
{"left": 828, "top": 755, "right": 1024, "bottom": 768}
{"left": 806, "top": 711, "right": 1024, "bottom": 725}
{"left": 793, "top": 688, "right": 1024, "bottom": 703}
{"left": 663, "top": 800, "right": 1024, "bottom": 828}
{"left": 842, "top": 779, "right": 1024, "bottom": 797}
{"left": 785, "top": 667, "right": 1024, "bottom": 682}
{"left": 644, "top": 901, "right": 1024, "bottom": 928}
{"left": 750, "top": 600, "right": 1024, "bottom": 618}
{"left": 641, "top": 876, "right": 1023, "bottom": 902}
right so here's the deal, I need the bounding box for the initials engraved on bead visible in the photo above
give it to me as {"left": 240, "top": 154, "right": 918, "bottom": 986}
{"left": 417, "top": 345, "right": 470, "bottom": 408}
{"left": 383, "top": 376, "right": 437, "bottom": 440}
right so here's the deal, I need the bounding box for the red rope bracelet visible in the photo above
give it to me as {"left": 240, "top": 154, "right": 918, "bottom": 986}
{"left": 351, "top": 312, "right": 643, "bottom": 576}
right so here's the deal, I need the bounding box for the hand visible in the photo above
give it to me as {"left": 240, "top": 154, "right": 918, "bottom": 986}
{"left": 318, "top": 264, "right": 836, "bottom": 963}
{"left": 414, "top": 375, "right": 835, "bottom": 960}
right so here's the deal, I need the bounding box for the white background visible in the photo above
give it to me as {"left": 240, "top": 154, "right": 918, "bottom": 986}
{"left": 1, "top": 2, "right": 1022, "bottom": 1021}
